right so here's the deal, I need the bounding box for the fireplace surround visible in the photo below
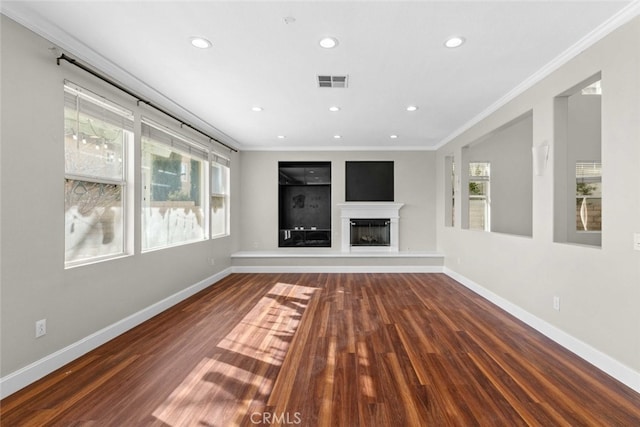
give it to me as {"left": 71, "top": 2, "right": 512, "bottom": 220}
{"left": 337, "top": 202, "right": 404, "bottom": 252}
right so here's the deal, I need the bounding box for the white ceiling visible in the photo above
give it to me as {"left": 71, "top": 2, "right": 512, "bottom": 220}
{"left": 2, "top": 1, "right": 637, "bottom": 151}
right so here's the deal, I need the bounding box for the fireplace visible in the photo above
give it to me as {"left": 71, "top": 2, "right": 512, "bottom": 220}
{"left": 350, "top": 219, "right": 390, "bottom": 247}
{"left": 337, "top": 202, "right": 404, "bottom": 252}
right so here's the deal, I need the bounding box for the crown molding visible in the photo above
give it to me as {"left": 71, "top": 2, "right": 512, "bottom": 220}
{"left": 1, "top": 3, "right": 241, "bottom": 151}
{"left": 240, "top": 144, "right": 437, "bottom": 152}
{"left": 434, "top": 0, "right": 640, "bottom": 151}
{"left": 4, "top": 1, "right": 638, "bottom": 154}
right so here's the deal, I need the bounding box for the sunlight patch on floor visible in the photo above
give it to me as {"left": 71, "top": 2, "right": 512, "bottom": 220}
{"left": 153, "top": 282, "right": 318, "bottom": 427}
{"left": 218, "top": 282, "right": 317, "bottom": 365}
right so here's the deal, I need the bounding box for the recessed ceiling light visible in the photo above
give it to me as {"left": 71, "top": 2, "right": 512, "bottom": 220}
{"left": 329, "top": 106, "right": 341, "bottom": 112}
{"left": 277, "top": 135, "right": 286, "bottom": 139}
{"left": 444, "top": 36, "right": 465, "bottom": 48}
{"left": 333, "top": 135, "right": 342, "bottom": 139}
{"left": 406, "top": 106, "right": 418, "bottom": 112}
{"left": 390, "top": 135, "right": 398, "bottom": 139}
{"left": 190, "top": 37, "right": 212, "bottom": 49}
{"left": 319, "top": 37, "right": 339, "bottom": 49}
{"left": 251, "top": 106, "right": 263, "bottom": 112}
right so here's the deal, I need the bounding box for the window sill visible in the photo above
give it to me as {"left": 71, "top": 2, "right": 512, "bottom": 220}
{"left": 65, "top": 252, "right": 132, "bottom": 269}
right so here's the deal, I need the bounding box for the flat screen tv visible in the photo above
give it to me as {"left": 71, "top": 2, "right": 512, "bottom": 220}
{"left": 345, "top": 161, "right": 394, "bottom": 202}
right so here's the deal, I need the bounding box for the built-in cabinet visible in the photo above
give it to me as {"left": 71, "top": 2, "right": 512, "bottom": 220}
{"left": 279, "top": 162, "right": 331, "bottom": 247}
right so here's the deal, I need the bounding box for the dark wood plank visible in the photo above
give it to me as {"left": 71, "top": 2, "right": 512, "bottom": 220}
{"left": 2, "top": 273, "right": 639, "bottom": 426}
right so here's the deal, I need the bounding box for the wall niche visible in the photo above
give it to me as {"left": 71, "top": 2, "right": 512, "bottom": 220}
{"left": 461, "top": 111, "right": 533, "bottom": 236}
{"left": 278, "top": 161, "right": 331, "bottom": 247}
{"left": 553, "top": 75, "right": 602, "bottom": 247}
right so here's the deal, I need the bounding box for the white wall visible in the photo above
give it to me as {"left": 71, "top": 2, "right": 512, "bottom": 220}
{"left": 239, "top": 150, "right": 437, "bottom": 252}
{"left": 0, "top": 16, "right": 241, "bottom": 380}
{"left": 436, "top": 16, "right": 640, "bottom": 377}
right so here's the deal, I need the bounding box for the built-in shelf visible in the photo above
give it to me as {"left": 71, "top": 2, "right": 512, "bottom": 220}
{"left": 279, "top": 161, "right": 331, "bottom": 247}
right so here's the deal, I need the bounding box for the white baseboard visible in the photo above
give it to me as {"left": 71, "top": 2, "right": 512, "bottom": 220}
{"left": 231, "top": 265, "right": 444, "bottom": 274}
{"left": 5, "top": 267, "right": 637, "bottom": 399}
{"left": 443, "top": 267, "right": 640, "bottom": 394}
{"left": 0, "top": 268, "right": 232, "bottom": 400}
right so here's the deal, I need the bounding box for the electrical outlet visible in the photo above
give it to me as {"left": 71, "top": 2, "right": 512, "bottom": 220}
{"left": 553, "top": 296, "right": 560, "bottom": 311}
{"left": 35, "top": 319, "right": 47, "bottom": 338}
{"left": 210, "top": 257, "right": 215, "bottom": 266}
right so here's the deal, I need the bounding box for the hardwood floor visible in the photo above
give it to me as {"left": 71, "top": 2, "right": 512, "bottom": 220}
{"left": 2, "top": 273, "right": 639, "bottom": 426}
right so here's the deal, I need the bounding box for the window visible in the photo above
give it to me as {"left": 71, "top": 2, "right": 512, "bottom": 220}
{"left": 211, "top": 157, "right": 230, "bottom": 237}
{"left": 64, "top": 82, "right": 133, "bottom": 266}
{"left": 576, "top": 161, "right": 602, "bottom": 232}
{"left": 141, "top": 120, "right": 208, "bottom": 250}
{"left": 468, "top": 162, "right": 490, "bottom": 231}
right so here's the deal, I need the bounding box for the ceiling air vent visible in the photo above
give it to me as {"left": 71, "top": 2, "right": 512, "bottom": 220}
{"left": 318, "top": 75, "right": 348, "bottom": 88}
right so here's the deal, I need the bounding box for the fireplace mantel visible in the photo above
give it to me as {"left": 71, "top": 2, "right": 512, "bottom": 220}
{"left": 337, "top": 202, "right": 404, "bottom": 252}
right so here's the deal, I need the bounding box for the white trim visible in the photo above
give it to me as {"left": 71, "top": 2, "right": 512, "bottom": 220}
{"left": 443, "top": 267, "right": 640, "bottom": 394}
{"left": 4, "top": 2, "right": 639, "bottom": 154}
{"left": 4, "top": 2, "right": 637, "bottom": 153}
{"left": 232, "top": 266, "right": 444, "bottom": 274}
{"left": 4, "top": 266, "right": 636, "bottom": 399}
{"left": 0, "top": 3, "right": 240, "bottom": 151}
{"left": 0, "top": 268, "right": 232, "bottom": 399}
{"left": 240, "top": 145, "right": 437, "bottom": 152}
{"left": 231, "top": 250, "right": 443, "bottom": 259}
{"left": 434, "top": 0, "right": 640, "bottom": 150}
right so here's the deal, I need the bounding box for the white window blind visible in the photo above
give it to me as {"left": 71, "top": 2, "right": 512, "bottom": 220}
{"left": 211, "top": 152, "right": 231, "bottom": 167}
{"left": 141, "top": 118, "right": 209, "bottom": 160}
{"left": 64, "top": 81, "right": 134, "bottom": 131}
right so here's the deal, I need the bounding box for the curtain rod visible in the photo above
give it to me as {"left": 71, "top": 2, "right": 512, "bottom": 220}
{"left": 56, "top": 53, "right": 238, "bottom": 153}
